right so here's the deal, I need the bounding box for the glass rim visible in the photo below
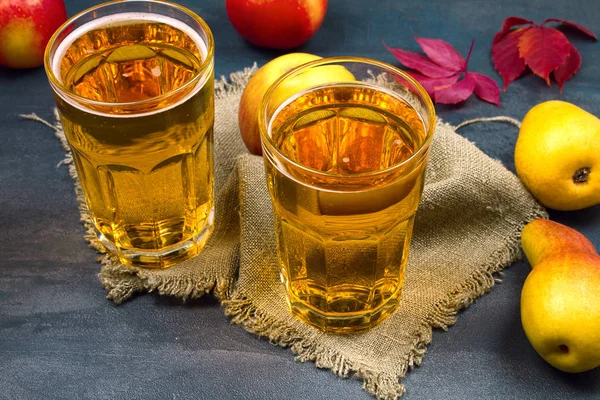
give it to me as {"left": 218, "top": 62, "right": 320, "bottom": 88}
{"left": 43, "top": 0, "right": 215, "bottom": 109}
{"left": 258, "top": 56, "right": 436, "bottom": 180}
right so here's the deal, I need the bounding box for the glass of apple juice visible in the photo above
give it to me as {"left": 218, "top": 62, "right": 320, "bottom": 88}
{"left": 43, "top": 0, "right": 215, "bottom": 268}
{"left": 259, "top": 57, "right": 436, "bottom": 333}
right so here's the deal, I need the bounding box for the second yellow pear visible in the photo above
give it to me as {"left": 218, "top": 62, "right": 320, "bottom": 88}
{"left": 515, "top": 100, "right": 600, "bottom": 211}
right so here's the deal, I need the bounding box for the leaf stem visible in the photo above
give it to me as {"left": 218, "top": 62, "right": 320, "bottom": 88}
{"left": 464, "top": 40, "right": 475, "bottom": 71}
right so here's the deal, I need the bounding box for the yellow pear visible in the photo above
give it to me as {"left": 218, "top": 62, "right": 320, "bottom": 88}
{"left": 515, "top": 100, "right": 600, "bottom": 211}
{"left": 521, "top": 219, "right": 600, "bottom": 373}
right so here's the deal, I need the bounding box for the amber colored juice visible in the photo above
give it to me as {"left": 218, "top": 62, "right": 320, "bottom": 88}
{"left": 52, "top": 15, "right": 214, "bottom": 268}
{"left": 266, "top": 83, "right": 428, "bottom": 333}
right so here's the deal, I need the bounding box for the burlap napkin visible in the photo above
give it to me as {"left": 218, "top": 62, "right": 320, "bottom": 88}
{"left": 30, "top": 65, "right": 546, "bottom": 399}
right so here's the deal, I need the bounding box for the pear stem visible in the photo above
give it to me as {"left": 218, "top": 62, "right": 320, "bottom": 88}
{"left": 559, "top": 344, "right": 570, "bottom": 354}
{"left": 573, "top": 167, "right": 590, "bottom": 183}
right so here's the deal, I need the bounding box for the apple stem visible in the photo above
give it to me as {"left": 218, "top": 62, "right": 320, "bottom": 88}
{"left": 573, "top": 167, "right": 590, "bottom": 183}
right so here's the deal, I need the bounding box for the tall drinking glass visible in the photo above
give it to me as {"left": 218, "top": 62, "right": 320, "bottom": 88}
{"left": 259, "top": 58, "right": 436, "bottom": 333}
{"left": 44, "top": 0, "right": 215, "bottom": 268}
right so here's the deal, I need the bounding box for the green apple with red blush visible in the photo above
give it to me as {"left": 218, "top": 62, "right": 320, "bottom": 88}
{"left": 0, "top": 0, "right": 67, "bottom": 69}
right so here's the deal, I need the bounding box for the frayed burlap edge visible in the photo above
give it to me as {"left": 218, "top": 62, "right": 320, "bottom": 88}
{"left": 20, "top": 64, "right": 258, "bottom": 304}
{"left": 223, "top": 200, "right": 547, "bottom": 400}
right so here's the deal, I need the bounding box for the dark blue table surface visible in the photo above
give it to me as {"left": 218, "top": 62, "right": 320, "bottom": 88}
{"left": 1, "top": 1, "right": 600, "bottom": 399}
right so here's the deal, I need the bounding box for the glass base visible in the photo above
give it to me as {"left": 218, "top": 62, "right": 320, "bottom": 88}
{"left": 286, "top": 288, "right": 402, "bottom": 334}
{"left": 96, "top": 212, "right": 214, "bottom": 269}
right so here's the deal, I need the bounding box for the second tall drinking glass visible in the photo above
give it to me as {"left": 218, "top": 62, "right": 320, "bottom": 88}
{"left": 259, "top": 58, "right": 436, "bottom": 333}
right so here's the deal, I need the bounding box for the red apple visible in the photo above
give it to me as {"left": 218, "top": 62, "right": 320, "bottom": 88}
{"left": 226, "top": 0, "right": 328, "bottom": 49}
{"left": 0, "top": 0, "right": 67, "bottom": 69}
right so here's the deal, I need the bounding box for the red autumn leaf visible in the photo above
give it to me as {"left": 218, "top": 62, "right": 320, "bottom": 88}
{"left": 554, "top": 42, "right": 582, "bottom": 93}
{"left": 434, "top": 73, "right": 476, "bottom": 104}
{"left": 518, "top": 26, "right": 571, "bottom": 85}
{"left": 543, "top": 18, "right": 598, "bottom": 40}
{"left": 493, "top": 16, "right": 534, "bottom": 43}
{"left": 414, "top": 37, "right": 464, "bottom": 71}
{"left": 491, "top": 16, "right": 596, "bottom": 91}
{"left": 469, "top": 72, "right": 502, "bottom": 106}
{"left": 383, "top": 42, "right": 456, "bottom": 78}
{"left": 492, "top": 28, "right": 529, "bottom": 90}
{"left": 405, "top": 71, "right": 460, "bottom": 95}
{"left": 385, "top": 38, "right": 501, "bottom": 106}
